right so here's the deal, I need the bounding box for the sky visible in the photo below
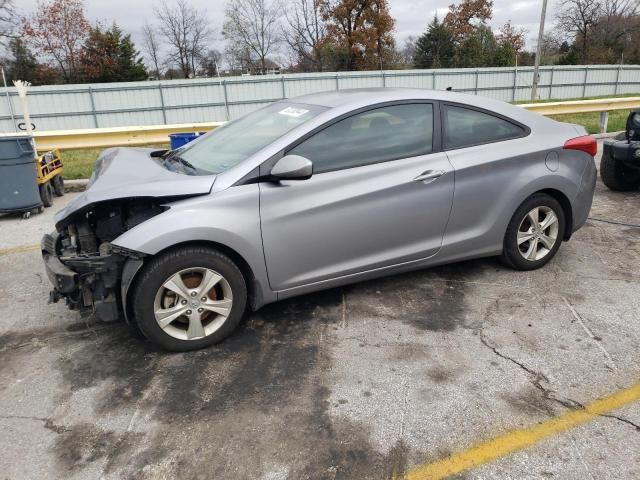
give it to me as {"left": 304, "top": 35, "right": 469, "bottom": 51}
{"left": 18, "top": 0, "right": 554, "bottom": 60}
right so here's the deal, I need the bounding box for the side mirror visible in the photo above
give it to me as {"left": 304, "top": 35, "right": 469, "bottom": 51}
{"left": 270, "top": 154, "right": 313, "bottom": 181}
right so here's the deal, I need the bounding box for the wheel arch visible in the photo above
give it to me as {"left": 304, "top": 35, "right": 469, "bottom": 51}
{"left": 534, "top": 188, "right": 574, "bottom": 240}
{"left": 122, "top": 240, "right": 265, "bottom": 326}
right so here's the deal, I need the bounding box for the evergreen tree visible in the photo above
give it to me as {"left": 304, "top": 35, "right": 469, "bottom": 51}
{"left": 494, "top": 41, "right": 516, "bottom": 66}
{"left": 80, "top": 24, "right": 146, "bottom": 83}
{"left": 456, "top": 24, "right": 497, "bottom": 67}
{"left": 413, "top": 16, "right": 455, "bottom": 69}
{"left": 115, "top": 30, "right": 147, "bottom": 81}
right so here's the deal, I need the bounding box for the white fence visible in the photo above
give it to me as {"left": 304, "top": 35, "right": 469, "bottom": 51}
{"left": 2, "top": 65, "right": 639, "bottom": 133}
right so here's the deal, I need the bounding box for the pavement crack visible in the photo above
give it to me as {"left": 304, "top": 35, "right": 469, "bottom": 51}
{"left": 599, "top": 413, "right": 640, "bottom": 432}
{"left": 0, "top": 415, "right": 70, "bottom": 434}
{"left": 0, "top": 327, "right": 114, "bottom": 353}
{"left": 547, "top": 398, "right": 640, "bottom": 433}
{"left": 480, "top": 329, "right": 558, "bottom": 415}
{"left": 480, "top": 329, "right": 549, "bottom": 386}
{"left": 480, "top": 331, "right": 640, "bottom": 433}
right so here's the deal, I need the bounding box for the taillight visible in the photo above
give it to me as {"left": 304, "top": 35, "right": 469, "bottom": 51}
{"left": 563, "top": 136, "right": 597, "bottom": 157}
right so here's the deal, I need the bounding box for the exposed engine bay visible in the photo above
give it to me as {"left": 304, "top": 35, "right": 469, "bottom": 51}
{"left": 42, "top": 199, "right": 166, "bottom": 322}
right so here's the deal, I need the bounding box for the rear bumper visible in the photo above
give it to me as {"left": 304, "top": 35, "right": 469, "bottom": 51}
{"left": 572, "top": 158, "right": 597, "bottom": 233}
{"left": 41, "top": 231, "right": 125, "bottom": 322}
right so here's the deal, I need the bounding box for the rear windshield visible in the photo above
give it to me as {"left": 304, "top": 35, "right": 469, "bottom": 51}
{"left": 177, "top": 102, "right": 327, "bottom": 174}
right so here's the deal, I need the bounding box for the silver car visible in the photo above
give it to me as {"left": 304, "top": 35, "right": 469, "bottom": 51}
{"left": 42, "top": 88, "right": 597, "bottom": 351}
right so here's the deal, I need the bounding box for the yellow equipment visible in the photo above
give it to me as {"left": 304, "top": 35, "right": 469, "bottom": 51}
{"left": 35, "top": 149, "right": 65, "bottom": 208}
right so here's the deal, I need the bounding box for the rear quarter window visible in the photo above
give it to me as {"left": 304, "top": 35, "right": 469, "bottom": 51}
{"left": 443, "top": 105, "right": 525, "bottom": 149}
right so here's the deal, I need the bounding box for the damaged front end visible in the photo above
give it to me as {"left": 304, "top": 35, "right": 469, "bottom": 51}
{"left": 41, "top": 147, "right": 217, "bottom": 323}
{"left": 42, "top": 200, "right": 165, "bottom": 322}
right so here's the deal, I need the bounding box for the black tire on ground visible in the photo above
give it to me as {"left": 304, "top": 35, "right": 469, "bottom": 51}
{"left": 39, "top": 182, "right": 53, "bottom": 207}
{"left": 500, "top": 193, "right": 566, "bottom": 271}
{"left": 600, "top": 151, "right": 640, "bottom": 191}
{"left": 52, "top": 175, "right": 65, "bottom": 197}
{"left": 132, "top": 246, "right": 247, "bottom": 351}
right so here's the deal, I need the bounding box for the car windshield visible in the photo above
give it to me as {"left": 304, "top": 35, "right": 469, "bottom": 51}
{"left": 173, "top": 102, "right": 327, "bottom": 174}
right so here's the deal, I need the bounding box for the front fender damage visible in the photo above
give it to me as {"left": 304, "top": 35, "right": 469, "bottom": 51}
{"left": 42, "top": 199, "right": 164, "bottom": 323}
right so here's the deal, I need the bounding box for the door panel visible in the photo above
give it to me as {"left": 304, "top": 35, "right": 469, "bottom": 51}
{"left": 259, "top": 152, "right": 454, "bottom": 291}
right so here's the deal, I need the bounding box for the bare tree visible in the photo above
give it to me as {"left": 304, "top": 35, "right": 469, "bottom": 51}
{"left": 154, "top": 0, "right": 212, "bottom": 78}
{"left": 223, "top": 0, "right": 281, "bottom": 74}
{"left": 597, "top": 0, "right": 640, "bottom": 51}
{"left": 284, "top": 0, "right": 326, "bottom": 72}
{"left": 400, "top": 35, "right": 417, "bottom": 66}
{"left": 0, "top": 0, "right": 14, "bottom": 43}
{"left": 555, "top": 0, "right": 602, "bottom": 62}
{"left": 142, "top": 23, "right": 162, "bottom": 78}
{"left": 224, "top": 42, "right": 255, "bottom": 73}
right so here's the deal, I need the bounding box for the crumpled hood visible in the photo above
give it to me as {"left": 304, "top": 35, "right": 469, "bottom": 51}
{"left": 55, "top": 147, "right": 216, "bottom": 225}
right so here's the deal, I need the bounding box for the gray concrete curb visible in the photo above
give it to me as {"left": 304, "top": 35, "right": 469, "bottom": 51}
{"left": 64, "top": 179, "right": 89, "bottom": 193}
{"left": 593, "top": 131, "right": 623, "bottom": 139}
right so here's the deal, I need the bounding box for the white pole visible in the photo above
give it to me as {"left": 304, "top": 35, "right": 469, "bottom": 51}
{"left": 531, "top": 0, "right": 548, "bottom": 100}
{"left": 2, "top": 68, "right": 17, "bottom": 132}
{"left": 13, "top": 80, "right": 35, "bottom": 150}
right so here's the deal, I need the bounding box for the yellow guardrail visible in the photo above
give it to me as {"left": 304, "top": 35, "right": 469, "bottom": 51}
{"left": 1, "top": 122, "right": 225, "bottom": 152}
{"left": 518, "top": 96, "right": 640, "bottom": 115}
{"left": 1, "top": 97, "right": 638, "bottom": 152}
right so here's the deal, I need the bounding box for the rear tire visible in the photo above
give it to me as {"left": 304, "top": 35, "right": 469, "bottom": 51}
{"left": 600, "top": 151, "right": 640, "bottom": 191}
{"left": 132, "top": 246, "right": 247, "bottom": 351}
{"left": 501, "top": 193, "right": 566, "bottom": 271}
{"left": 52, "top": 175, "right": 65, "bottom": 197}
{"left": 39, "top": 182, "right": 53, "bottom": 207}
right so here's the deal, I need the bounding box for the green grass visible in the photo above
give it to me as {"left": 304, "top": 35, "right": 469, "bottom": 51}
{"left": 61, "top": 148, "right": 103, "bottom": 180}
{"left": 60, "top": 92, "right": 638, "bottom": 179}
{"left": 548, "top": 109, "right": 630, "bottom": 134}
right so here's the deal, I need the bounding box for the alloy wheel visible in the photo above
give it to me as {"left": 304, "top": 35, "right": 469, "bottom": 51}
{"left": 153, "top": 267, "right": 233, "bottom": 340}
{"left": 517, "top": 206, "right": 559, "bottom": 261}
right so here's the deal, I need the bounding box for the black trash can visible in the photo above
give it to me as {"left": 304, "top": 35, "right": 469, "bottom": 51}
{"left": 0, "top": 136, "right": 42, "bottom": 214}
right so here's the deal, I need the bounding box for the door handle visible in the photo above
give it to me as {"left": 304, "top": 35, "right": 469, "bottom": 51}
{"left": 414, "top": 170, "right": 445, "bottom": 183}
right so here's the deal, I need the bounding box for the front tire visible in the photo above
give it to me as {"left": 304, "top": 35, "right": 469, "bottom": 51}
{"left": 132, "top": 246, "right": 247, "bottom": 351}
{"left": 501, "top": 193, "right": 566, "bottom": 270}
{"left": 600, "top": 151, "right": 640, "bottom": 191}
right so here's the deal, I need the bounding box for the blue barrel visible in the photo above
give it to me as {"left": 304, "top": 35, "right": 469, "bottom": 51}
{"left": 0, "top": 136, "right": 42, "bottom": 214}
{"left": 168, "top": 132, "right": 206, "bottom": 150}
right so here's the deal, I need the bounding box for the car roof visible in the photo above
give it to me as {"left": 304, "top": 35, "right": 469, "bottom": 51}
{"left": 290, "top": 88, "right": 546, "bottom": 126}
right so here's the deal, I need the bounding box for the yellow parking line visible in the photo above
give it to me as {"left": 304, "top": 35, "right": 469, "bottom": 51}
{"left": 0, "top": 244, "right": 40, "bottom": 256}
{"left": 404, "top": 382, "right": 640, "bottom": 480}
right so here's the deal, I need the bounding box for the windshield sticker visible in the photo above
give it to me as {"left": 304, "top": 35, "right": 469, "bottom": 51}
{"left": 278, "top": 107, "right": 309, "bottom": 118}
